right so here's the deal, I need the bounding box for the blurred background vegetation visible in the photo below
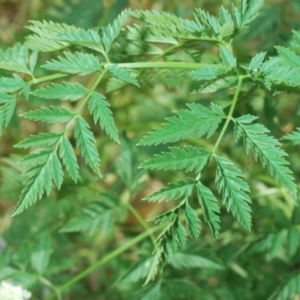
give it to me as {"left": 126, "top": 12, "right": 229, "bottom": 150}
{"left": 0, "top": 0, "right": 299, "bottom": 299}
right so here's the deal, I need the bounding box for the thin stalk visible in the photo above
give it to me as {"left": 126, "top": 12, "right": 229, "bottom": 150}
{"left": 45, "top": 225, "right": 163, "bottom": 300}
{"left": 122, "top": 201, "right": 157, "bottom": 247}
{"left": 29, "top": 73, "right": 69, "bottom": 85}
{"left": 212, "top": 75, "right": 244, "bottom": 154}
{"left": 106, "top": 61, "right": 224, "bottom": 70}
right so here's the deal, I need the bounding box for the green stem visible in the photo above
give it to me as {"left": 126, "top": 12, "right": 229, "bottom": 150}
{"left": 45, "top": 225, "right": 163, "bottom": 300}
{"left": 28, "top": 73, "right": 69, "bottom": 85}
{"left": 212, "top": 75, "right": 244, "bottom": 154}
{"left": 40, "top": 277, "right": 62, "bottom": 300}
{"left": 106, "top": 61, "right": 223, "bottom": 70}
{"left": 75, "top": 69, "right": 107, "bottom": 114}
{"left": 122, "top": 202, "right": 157, "bottom": 247}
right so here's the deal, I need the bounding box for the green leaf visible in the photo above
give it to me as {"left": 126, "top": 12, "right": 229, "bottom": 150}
{"left": 139, "top": 103, "right": 224, "bottom": 146}
{"left": 54, "top": 28, "right": 104, "bottom": 53}
{"left": 287, "top": 227, "right": 300, "bottom": 258}
{"left": 15, "top": 132, "right": 63, "bottom": 149}
{"left": 60, "top": 201, "right": 120, "bottom": 236}
{"left": 30, "top": 235, "right": 52, "bottom": 275}
{"left": 118, "top": 257, "right": 153, "bottom": 284}
{"left": 145, "top": 216, "right": 187, "bottom": 284}
{"left": 108, "top": 65, "right": 140, "bottom": 87}
{"left": 197, "top": 182, "right": 220, "bottom": 239}
{"left": 32, "top": 82, "right": 88, "bottom": 101}
{"left": 140, "top": 146, "right": 211, "bottom": 173}
{"left": 219, "top": 46, "right": 236, "bottom": 68}
{"left": 184, "top": 200, "right": 200, "bottom": 239}
{"left": 0, "top": 43, "right": 31, "bottom": 74}
{"left": 170, "top": 252, "right": 223, "bottom": 270}
{"left": 144, "top": 178, "right": 196, "bottom": 202}
{"left": 22, "top": 106, "right": 74, "bottom": 124}
{"left": 235, "top": 115, "right": 297, "bottom": 198}
{"left": 280, "top": 128, "right": 300, "bottom": 145}
{"left": 214, "top": 155, "right": 252, "bottom": 231}
{"left": 59, "top": 136, "right": 79, "bottom": 183}
{"left": 102, "top": 9, "right": 130, "bottom": 51}
{"left": 194, "top": 8, "right": 221, "bottom": 35}
{"left": 271, "top": 271, "right": 300, "bottom": 300}
{"left": 0, "top": 75, "right": 27, "bottom": 93}
{"left": 12, "top": 152, "right": 55, "bottom": 216}
{"left": 49, "top": 152, "right": 63, "bottom": 189}
{"left": 189, "top": 66, "right": 225, "bottom": 81}
{"left": 276, "top": 46, "right": 300, "bottom": 67}
{"left": 239, "top": 0, "right": 264, "bottom": 28}
{"left": 26, "top": 20, "right": 76, "bottom": 51}
{"left": 0, "top": 93, "right": 16, "bottom": 126}
{"left": 74, "top": 116, "right": 101, "bottom": 177}
{"left": 132, "top": 10, "right": 204, "bottom": 40}
{"left": 248, "top": 52, "right": 266, "bottom": 71}
{"left": 88, "top": 92, "right": 119, "bottom": 142}
{"left": 42, "top": 51, "right": 102, "bottom": 76}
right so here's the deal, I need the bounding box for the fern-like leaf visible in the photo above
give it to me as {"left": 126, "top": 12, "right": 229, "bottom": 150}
{"left": 0, "top": 75, "right": 27, "bottom": 93}
{"left": 145, "top": 214, "right": 187, "bottom": 284}
{"left": 42, "top": 51, "right": 102, "bottom": 76}
{"left": 280, "top": 128, "right": 300, "bottom": 145}
{"left": 196, "top": 181, "right": 220, "bottom": 239}
{"left": 74, "top": 116, "right": 101, "bottom": 177}
{"left": 139, "top": 103, "right": 224, "bottom": 146}
{"left": 189, "top": 65, "right": 225, "bottom": 81}
{"left": 219, "top": 46, "right": 236, "bottom": 68}
{"left": 15, "top": 132, "right": 63, "bottom": 149}
{"left": 0, "top": 92, "right": 16, "bottom": 126}
{"left": 234, "top": 115, "right": 297, "bottom": 198}
{"left": 0, "top": 43, "right": 31, "bottom": 74}
{"left": 170, "top": 252, "right": 223, "bottom": 270}
{"left": 22, "top": 106, "right": 75, "bottom": 124}
{"left": 144, "top": 178, "right": 196, "bottom": 202}
{"left": 184, "top": 200, "right": 200, "bottom": 239}
{"left": 88, "top": 92, "right": 119, "bottom": 143}
{"left": 26, "top": 20, "right": 77, "bottom": 51}
{"left": 108, "top": 65, "right": 139, "bottom": 87}
{"left": 214, "top": 155, "right": 252, "bottom": 231}
{"left": 271, "top": 271, "right": 300, "bottom": 300}
{"left": 102, "top": 9, "right": 130, "bottom": 51}
{"left": 12, "top": 150, "right": 59, "bottom": 216}
{"left": 32, "top": 82, "right": 88, "bottom": 101}
{"left": 59, "top": 135, "right": 79, "bottom": 183}
{"left": 140, "top": 146, "right": 211, "bottom": 173}
{"left": 54, "top": 28, "right": 104, "bottom": 53}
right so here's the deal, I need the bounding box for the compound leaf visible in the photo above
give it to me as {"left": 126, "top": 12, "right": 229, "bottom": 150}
{"left": 219, "top": 46, "right": 236, "bottom": 68}
{"left": 43, "top": 51, "right": 102, "bottom": 76}
{"left": 22, "top": 106, "right": 74, "bottom": 124}
{"left": 140, "top": 146, "right": 211, "bottom": 173}
{"left": 184, "top": 200, "right": 200, "bottom": 240}
{"left": 88, "top": 92, "right": 119, "bottom": 143}
{"left": 144, "top": 178, "right": 197, "bottom": 202}
{"left": 102, "top": 9, "right": 130, "bottom": 51}
{"left": 32, "top": 82, "right": 88, "bottom": 101}
{"left": 74, "top": 116, "right": 101, "bottom": 177}
{"left": 139, "top": 103, "right": 224, "bottom": 146}
{"left": 0, "top": 43, "right": 31, "bottom": 74}
{"left": 280, "top": 128, "right": 300, "bottom": 145}
{"left": 197, "top": 182, "right": 220, "bottom": 239}
{"left": 15, "top": 132, "right": 63, "bottom": 149}
{"left": 235, "top": 115, "right": 297, "bottom": 198}
{"left": 0, "top": 75, "right": 27, "bottom": 93}
{"left": 108, "top": 65, "right": 139, "bottom": 87}
{"left": 59, "top": 135, "right": 79, "bottom": 183}
{"left": 214, "top": 155, "right": 252, "bottom": 231}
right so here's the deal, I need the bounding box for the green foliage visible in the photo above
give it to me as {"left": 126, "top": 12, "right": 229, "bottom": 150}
{"left": 0, "top": 0, "right": 299, "bottom": 299}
